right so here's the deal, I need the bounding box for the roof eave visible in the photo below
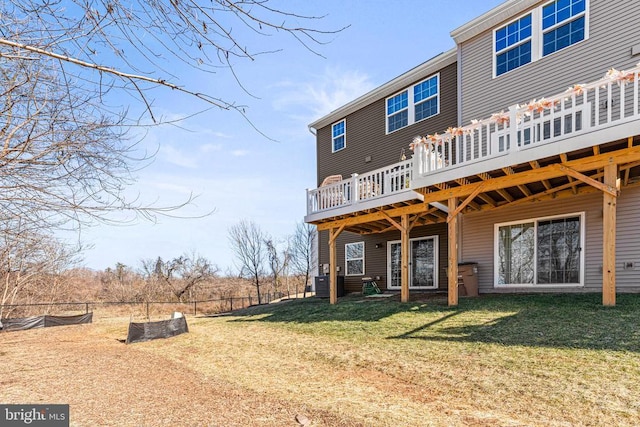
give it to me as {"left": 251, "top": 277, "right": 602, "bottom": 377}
{"left": 308, "top": 48, "right": 457, "bottom": 131}
{"left": 450, "top": 0, "right": 542, "bottom": 44}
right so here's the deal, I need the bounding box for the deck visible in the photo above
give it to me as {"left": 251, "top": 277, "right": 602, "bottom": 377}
{"left": 306, "top": 64, "right": 640, "bottom": 223}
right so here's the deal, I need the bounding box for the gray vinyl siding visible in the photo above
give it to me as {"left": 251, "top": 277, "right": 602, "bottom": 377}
{"left": 459, "top": 0, "right": 640, "bottom": 124}
{"left": 318, "top": 223, "right": 448, "bottom": 294}
{"left": 461, "top": 186, "right": 640, "bottom": 293}
{"left": 316, "top": 63, "right": 458, "bottom": 186}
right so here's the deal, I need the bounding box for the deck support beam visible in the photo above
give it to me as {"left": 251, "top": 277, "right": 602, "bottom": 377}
{"left": 328, "top": 226, "right": 344, "bottom": 305}
{"left": 448, "top": 197, "right": 459, "bottom": 307}
{"left": 401, "top": 214, "right": 410, "bottom": 303}
{"left": 603, "top": 163, "right": 618, "bottom": 306}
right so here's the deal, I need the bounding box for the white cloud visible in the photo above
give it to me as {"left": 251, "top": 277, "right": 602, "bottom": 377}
{"left": 160, "top": 144, "right": 199, "bottom": 169}
{"left": 153, "top": 182, "right": 194, "bottom": 195}
{"left": 200, "top": 143, "right": 223, "bottom": 153}
{"left": 272, "top": 67, "right": 376, "bottom": 122}
{"left": 231, "top": 149, "right": 249, "bottom": 157}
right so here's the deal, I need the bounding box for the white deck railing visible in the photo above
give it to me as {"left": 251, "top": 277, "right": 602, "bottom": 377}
{"left": 413, "top": 64, "right": 640, "bottom": 179}
{"left": 308, "top": 64, "right": 640, "bottom": 217}
{"left": 307, "top": 159, "right": 413, "bottom": 214}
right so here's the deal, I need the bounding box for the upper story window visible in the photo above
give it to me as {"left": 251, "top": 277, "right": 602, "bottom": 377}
{"left": 542, "top": 0, "right": 586, "bottom": 56}
{"left": 494, "top": 0, "right": 588, "bottom": 77}
{"left": 331, "top": 119, "right": 345, "bottom": 153}
{"left": 414, "top": 76, "right": 439, "bottom": 121}
{"left": 386, "top": 74, "right": 439, "bottom": 134}
{"left": 495, "top": 14, "right": 532, "bottom": 76}
{"left": 387, "top": 91, "right": 409, "bottom": 133}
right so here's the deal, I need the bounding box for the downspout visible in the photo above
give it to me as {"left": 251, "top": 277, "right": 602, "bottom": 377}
{"left": 308, "top": 124, "right": 320, "bottom": 282}
{"left": 456, "top": 44, "right": 464, "bottom": 262}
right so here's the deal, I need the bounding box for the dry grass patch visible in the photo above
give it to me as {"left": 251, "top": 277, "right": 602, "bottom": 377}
{"left": 2, "top": 294, "right": 640, "bottom": 426}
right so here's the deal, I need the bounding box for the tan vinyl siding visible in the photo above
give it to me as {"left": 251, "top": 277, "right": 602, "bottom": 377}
{"left": 459, "top": 0, "right": 640, "bottom": 123}
{"left": 614, "top": 185, "right": 640, "bottom": 289}
{"left": 316, "top": 63, "right": 458, "bottom": 186}
{"left": 461, "top": 186, "right": 640, "bottom": 293}
{"left": 318, "top": 223, "right": 448, "bottom": 294}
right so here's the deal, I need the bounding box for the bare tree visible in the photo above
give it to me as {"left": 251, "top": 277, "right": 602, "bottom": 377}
{"left": 265, "top": 238, "right": 290, "bottom": 296}
{"left": 100, "top": 263, "right": 140, "bottom": 302}
{"left": 0, "top": 1, "right": 343, "bottom": 235}
{"left": 141, "top": 254, "right": 218, "bottom": 302}
{"left": 1, "top": 1, "right": 343, "bottom": 118}
{"left": 0, "top": 224, "right": 79, "bottom": 318}
{"left": 229, "top": 220, "right": 266, "bottom": 304}
{"left": 289, "top": 222, "right": 317, "bottom": 298}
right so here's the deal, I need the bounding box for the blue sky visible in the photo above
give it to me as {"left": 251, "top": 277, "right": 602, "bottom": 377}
{"left": 75, "top": 0, "right": 505, "bottom": 272}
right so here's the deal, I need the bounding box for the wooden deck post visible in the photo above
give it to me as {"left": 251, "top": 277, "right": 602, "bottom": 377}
{"left": 603, "top": 163, "right": 618, "bottom": 306}
{"left": 401, "top": 214, "right": 410, "bottom": 303}
{"left": 448, "top": 197, "right": 459, "bottom": 306}
{"left": 328, "top": 227, "right": 340, "bottom": 305}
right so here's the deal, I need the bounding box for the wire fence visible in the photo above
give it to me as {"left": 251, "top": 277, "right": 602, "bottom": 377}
{"left": 0, "top": 291, "right": 294, "bottom": 319}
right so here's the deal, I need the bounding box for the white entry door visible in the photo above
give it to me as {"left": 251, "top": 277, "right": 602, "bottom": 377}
{"left": 387, "top": 236, "right": 439, "bottom": 290}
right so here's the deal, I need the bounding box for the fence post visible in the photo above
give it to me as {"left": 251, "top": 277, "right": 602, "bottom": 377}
{"left": 230, "top": 297, "right": 233, "bottom": 312}
{"left": 194, "top": 301, "right": 197, "bottom": 316}
{"left": 146, "top": 301, "right": 150, "bottom": 320}
{"left": 85, "top": 303, "right": 89, "bottom": 314}
{"left": 249, "top": 295, "right": 252, "bottom": 306}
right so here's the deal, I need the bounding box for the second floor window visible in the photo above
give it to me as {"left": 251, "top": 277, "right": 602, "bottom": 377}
{"left": 387, "top": 91, "right": 408, "bottom": 133}
{"left": 495, "top": 14, "right": 532, "bottom": 76}
{"left": 332, "top": 120, "right": 345, "bottom": 152}
{"left": 494, "top": 0, "right": 588, "bottom": 77}
{"left": 542, "top": 0, "right": 586, "bottom": 56}
{"left": 386, "top": 74, "right": 439, "bottom": 133}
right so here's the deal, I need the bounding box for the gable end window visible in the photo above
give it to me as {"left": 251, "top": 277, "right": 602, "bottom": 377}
{"left": 332, "top": 120, "right": 346, "bottom": 153}
{"left": 345, "top": 242, "right": 364, "bottom": 276}
{"left": 494, "top": 0, "right": 588, "bottom": 77}
{"left": 386, "top": 74, "right": 439, "bottom": 133}
{"left": 494, "top": 213, "right": 584, "bottom": 287}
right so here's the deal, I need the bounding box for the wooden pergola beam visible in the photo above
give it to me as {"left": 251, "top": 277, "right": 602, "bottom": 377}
{"left": 380, "top": 211, "right": 403, "bottom": 232}
{"left": 554, "top": 164, "right": 618, "bottom": 197}
{"left": 401, "top": 214, "right": 410, "bottom": 303}
{"left": 416, "top": 146, "right": 640, "bottom": 205}
{"left": 316, "top": 203, "right": 430, "bottom": 231}
{"left": 603, "top": 163, "right": 618, "bottom": 306}
{"left": 448, "top": 197, "right": 458, "bottom": 306}
{"left": 478, "top": 172, "right": 513, "bottom": 202}
{"left": 328, "top": 226, "right": 344, "bottom": 305}
{"left": 530, "top": 160, "right": 552, "bottom": 190}
{"left": 447, "top": 182, "right": 486, "bottom": 222}
{"left": 315, "top": 146, "right": 640, "bottom": 234}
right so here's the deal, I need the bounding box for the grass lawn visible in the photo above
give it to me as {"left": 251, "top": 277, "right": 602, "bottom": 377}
{"left": 3, "top": 293, "right": 640, "bottom": 426}
{"left": 149, "top": 293, "right": 640, "bottom": 426}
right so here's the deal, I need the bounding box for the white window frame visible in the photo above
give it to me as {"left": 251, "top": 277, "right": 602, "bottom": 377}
{"left": 345, "top": 241, "right": 365, "bottom": 276}
{"left": 493, "top": 212, "right": 585, "bottom": 288}
{"left": 331, "top": 119, "right": 346, "bottom": 153}
{"left": 385, "top": 73, "right": 440, "bottom": 134}
{"left": 493, "top": 0, "right": 589, "bottom": 78}
{"left": 387, "top": 235, "right": 439, "bottom": 290}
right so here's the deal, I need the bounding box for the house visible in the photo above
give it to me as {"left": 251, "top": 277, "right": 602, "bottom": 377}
{"left": 305, "top": 0, "right": 640, "bottom": 307}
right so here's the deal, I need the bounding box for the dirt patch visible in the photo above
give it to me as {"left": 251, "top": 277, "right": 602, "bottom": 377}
{"left": 0, "top": 319, "right": 360, "bottom": 427}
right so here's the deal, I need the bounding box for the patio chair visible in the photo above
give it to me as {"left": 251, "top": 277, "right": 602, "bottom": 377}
{"left": 320, "top": 174, "right": 343, "bottom": 187}
{"left": 319, "top": 174, "right": 345, "bottom": 208}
